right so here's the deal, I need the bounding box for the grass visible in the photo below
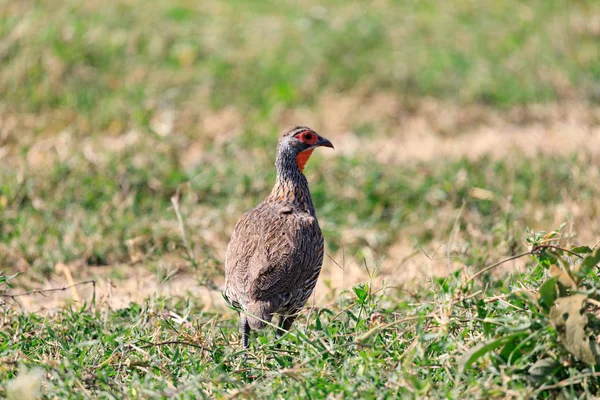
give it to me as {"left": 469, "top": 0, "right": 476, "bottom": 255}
{"left": 1, "top": 0, "right": 600, "bottom": 398}
{"left": 2, "top": 151, "right": 598, "bottom": 282}
{"left": 2, "top": 235, "right": 600, "bottom": 398}
{"left": 1, "top": 0, "right": 599, "bottom": 129}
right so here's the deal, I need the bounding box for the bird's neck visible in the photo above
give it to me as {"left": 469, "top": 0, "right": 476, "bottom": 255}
{"left": 268, "top": 147, "right": 314, "bottom": 210}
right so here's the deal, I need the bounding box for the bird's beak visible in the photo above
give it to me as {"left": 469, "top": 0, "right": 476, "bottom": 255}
{"left": 316, "top": 135, "right": 334, "bottom": 150}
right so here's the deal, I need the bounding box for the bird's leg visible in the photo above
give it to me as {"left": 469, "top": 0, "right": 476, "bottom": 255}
{"left": 277, "top": 315, "right": 297, "bottom": 337}
{"left": 274, "top": 315, "right": 297, "bottom": 349}
{"left": 240, "top": 315, "right": 250, "bottom": 349}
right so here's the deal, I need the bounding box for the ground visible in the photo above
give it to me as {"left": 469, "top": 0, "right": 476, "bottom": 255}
{"left": 1, "top": 0, "right": 600, "bottom": 398}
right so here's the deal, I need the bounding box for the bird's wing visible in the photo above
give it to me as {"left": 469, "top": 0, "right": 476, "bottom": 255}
{"left": 246, "top": 207, "right": 324, "bottom": 301}
{"left": 224, "top": 211, "right": 259, "bottom": 302}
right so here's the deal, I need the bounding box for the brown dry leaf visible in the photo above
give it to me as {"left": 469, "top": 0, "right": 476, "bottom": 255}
{"left": 549, "top": 264, "right": 577, "bottom": 290}
{"left": 550, "top": 294, "right": 600, "bottom": 365}
{"left": 369, "top": 312, "right": 385, "bottom": 326}
{"left": 469, "top": 187, "right": 495, "bottom": 201}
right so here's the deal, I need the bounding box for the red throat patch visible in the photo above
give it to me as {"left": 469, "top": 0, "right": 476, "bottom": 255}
{"left": 296, "top": 149, "right": 314, "bottom": 172}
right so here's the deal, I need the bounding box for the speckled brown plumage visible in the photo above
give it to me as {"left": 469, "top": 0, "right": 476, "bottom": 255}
{"left": 224, "top": 126, "right": 334, "bottom": 348}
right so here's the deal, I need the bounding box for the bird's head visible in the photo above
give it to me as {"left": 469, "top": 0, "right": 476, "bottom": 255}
{"left": 278, "top": 126, "right": 334, "bottom": 172}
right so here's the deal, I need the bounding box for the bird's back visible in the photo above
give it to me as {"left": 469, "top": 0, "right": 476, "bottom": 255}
{"left": 224, "top": 200, "right": 324, "bottom": 328}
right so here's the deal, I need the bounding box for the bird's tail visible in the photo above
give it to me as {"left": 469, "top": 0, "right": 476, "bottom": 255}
{"left": 245, "top": 301, "right": 273, "bottom": 331}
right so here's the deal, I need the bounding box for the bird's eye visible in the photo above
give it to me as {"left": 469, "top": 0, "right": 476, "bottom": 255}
{"left": 304, "top": 133, "right": 312, "bottom": 141}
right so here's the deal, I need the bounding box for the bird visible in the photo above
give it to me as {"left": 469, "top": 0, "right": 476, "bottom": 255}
{"left": 223, "top": 126, "right": 334, "bottom": 349}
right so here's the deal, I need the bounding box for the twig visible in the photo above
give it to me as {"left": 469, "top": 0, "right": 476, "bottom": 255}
{"left": 466, "top": 251, "right": 533, "bottom": 284}
{"left": 171, "top": 186, "right": 220, "bottom": 291}
{"left": 483, "top": 293, "right": 510, "bottom": 303}
{"left": 456, "top": 289, "right": 483, "bottom": 302}
{"left": 466, "top": 244, "right": 584, "bottom": 284}
{"left": 538, "top": 245, "right": 583, "bottom": 259}
{"left": 326, "top": 253, "right": 344, "bottom": 270}
{"left": 0, "top": 280, "right": 96, "bottom": 300}
{"left": 534, "top": 372, "right": 600, "bottom": 393}
{"left": 171, "top": 185, "right": 197, "bottom": 265}
{"left": 56, "top": 263, "right": 80, "bottom": 303}
{"left": 138, "top": 339, "right": 208, "bottom": 352}
{"left": 356, "top": 314, "right": 432, "bottom": 343}
{"left": 447, "top": 200, "right": 466, "bottom": 270}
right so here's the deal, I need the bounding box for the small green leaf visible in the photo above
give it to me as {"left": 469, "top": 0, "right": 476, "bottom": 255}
{"left": 571, "top": 246, "right": 593, "bottom": 254}
{"left": 315, "top": 312, "right": 322, "bottom": 331}
{"left": 538, "top": 277, "right": 558, "bottom": 312}
{"left": 581, "top": 249, "right": 600, "bottom": 272}
{"left": 353, "top": 283, "right": 369, "bottom": 304}
{"left": 0, "top": 272, "right": 21, "bottom": 288}
{"left": 459, "top": 333, "right": 525, "bottom": 373}
{"left": 528, "top": 358, "right": 560, "bottom": 381}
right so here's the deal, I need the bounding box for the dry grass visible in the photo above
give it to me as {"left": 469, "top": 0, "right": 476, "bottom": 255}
{"left": 3, "top": 96, "right": 599, "bottom": 310}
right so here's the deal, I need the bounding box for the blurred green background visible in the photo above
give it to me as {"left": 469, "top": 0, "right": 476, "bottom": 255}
{"left": 0, "top": 0, "right": 599, "bottom": 291}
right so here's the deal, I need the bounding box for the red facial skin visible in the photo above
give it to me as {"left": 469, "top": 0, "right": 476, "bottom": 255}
{"left": 295, "top": 131, "right": 318, "bottom": 172}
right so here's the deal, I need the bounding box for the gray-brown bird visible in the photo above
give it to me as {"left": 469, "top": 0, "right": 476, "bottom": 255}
{"left": 224, "top": 126, "right": 334, "bottom": 348}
